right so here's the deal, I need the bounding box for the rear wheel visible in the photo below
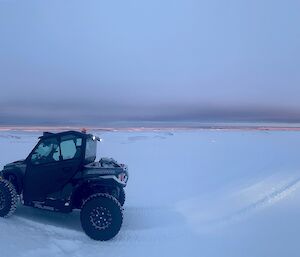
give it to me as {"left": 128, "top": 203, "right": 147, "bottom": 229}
{"left": 0, "top": 178, "right": 18, "bottom": 217}
{"left": 80, "top": 193, "right": 123, "bottom": 241}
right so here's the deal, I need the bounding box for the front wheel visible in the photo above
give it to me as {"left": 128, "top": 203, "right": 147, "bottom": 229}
{"left": 0, "top": 178, "right": 18, "bottom": 218}
{"left": 80, "top": 193, "right": 123, "bottom": 241}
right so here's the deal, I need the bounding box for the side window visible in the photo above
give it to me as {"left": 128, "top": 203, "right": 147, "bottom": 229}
{"left": 31, "top": 138, "right": 60, "bottom": 165}
{"left": 60, "top": 135, "right": 82, "bottom": 160}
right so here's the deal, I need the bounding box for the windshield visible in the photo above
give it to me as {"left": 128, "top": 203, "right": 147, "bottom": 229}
{"left": 85, "top": 137, "right": 97, "bottom": 163}
{"left": 31, "top": 138, "right": 60, "bottom": 164}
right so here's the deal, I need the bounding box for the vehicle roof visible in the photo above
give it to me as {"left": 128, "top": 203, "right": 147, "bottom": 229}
{"left": 39, "top": 130, "right": 93, "bottom": 139}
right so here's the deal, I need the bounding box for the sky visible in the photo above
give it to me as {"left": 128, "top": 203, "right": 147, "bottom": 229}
{"left": 0, "top": 0, "right": 300, "bottom": 126}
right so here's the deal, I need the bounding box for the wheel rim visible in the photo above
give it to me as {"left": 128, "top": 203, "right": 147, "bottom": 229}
{"left": 0, "top": 191, "right": 6, "bottom": 210}
{"left": 90, "top": 206, "right": 113, "bottom": 230}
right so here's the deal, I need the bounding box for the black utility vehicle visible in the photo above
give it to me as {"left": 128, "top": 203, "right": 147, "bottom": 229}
{"left": 0, "top": 130, "right": 129, "bottom": 241}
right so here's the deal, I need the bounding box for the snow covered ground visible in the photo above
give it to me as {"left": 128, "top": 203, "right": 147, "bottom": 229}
{"left": 1, "top": 129, "right": 300, "bottom": 257}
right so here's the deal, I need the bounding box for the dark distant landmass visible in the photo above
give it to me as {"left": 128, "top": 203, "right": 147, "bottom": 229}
{"left": 1, "top": 121, "right": 300, "bottom": 132}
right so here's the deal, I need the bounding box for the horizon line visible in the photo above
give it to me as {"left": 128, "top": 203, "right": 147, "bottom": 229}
{"left": 1, "top": 121, "right": 300, "bottom": 132}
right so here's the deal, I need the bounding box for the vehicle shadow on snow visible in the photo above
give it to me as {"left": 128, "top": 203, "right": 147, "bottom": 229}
{"left": 13, "top": 205, "right": 183, "bottom": 234}
{"left": 14, "top": 205, "right": 83, "bottom": 232}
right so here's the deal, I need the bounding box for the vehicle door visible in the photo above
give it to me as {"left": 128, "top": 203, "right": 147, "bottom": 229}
{"left": 23, "top": 135, "right": 83, "bottom": 202}
{"left": 24, "top": 136, "right": 62, "bottom": 201}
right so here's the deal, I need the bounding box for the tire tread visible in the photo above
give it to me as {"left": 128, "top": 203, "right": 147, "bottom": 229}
{"left": 0, "top": 177, "right": 18, "bottom": 218}
{"left": 81, "top": 193, "right": 123, "bottom": 241}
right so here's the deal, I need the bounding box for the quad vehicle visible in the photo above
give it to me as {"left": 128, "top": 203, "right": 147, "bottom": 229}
{"left": 0, "top": 130, "right": 129, "bottom": 241}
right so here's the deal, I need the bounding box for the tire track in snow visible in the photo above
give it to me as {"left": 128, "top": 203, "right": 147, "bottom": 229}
{"left": 176, "top": 174, "right": 300, "bottom": 233}
{"left": 209, "top": 175, "right": 300, "bottom": 228}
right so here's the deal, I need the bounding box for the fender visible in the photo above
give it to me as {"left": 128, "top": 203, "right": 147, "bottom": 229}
{"left": 71, "top": 178, "right": 122, "bottom": 209}
{"left": 1, "top": 159, "right": 26, "bottom": 194}
{"left": 3, "top": 170, "right": 24, "bottom": 194}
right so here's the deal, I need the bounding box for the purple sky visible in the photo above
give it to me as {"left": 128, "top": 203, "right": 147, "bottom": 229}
{"left": 0, "top": 0, "right": 300, "bottom": 126}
